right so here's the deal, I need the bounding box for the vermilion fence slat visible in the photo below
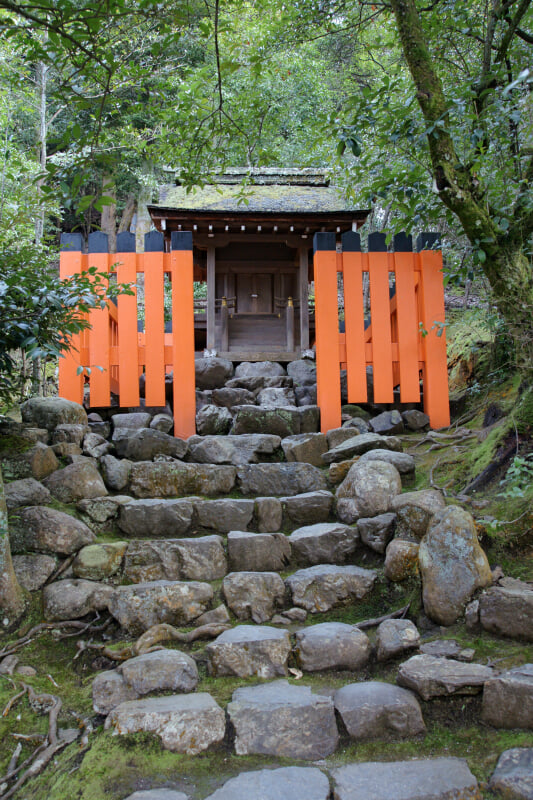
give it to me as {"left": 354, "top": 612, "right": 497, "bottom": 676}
{"left": 88, "top": 251, "right": 111, "bottom": 406}
{"left": 417, "top": 249, "right": 450, "bottom": 427}
{"left": 368, "top": 251, "right": 394, "bottom": 403}
{"left": 313, "top": 234, "right": 341, "bottom": 433}
{"left": 143, "top": 247, "right": 166, "bottom": 407}
{"left": 342, "top": 242, "right": 367, "bottom": 404}
{"left": 58, "top": 247, "right": 84, "bottom": 404}
{"left": 116, "top": 242, "right": 140, "bottom": 407}
{"left": 394, "top": 251, "right": 421, "bottom": 402}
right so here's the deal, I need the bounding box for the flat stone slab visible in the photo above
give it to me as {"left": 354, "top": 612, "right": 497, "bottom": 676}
{"left": 479, "top": 578, "right": 533, "bottom": 642}
{"left": 482, "top": 664, "right": 533, "bottom": 729}
{"left": 489, "top": 748, "right": 533, "bottom": 799}
{"left": 237, "top": 463, "right": 327, "bottom": 497}
{"left": 108, "top": 580, "right": 213, "bottom": 635}
{"left": 286, "top": 565, "right": 377, "bottom": 613}
{"left": 331, "top": 758, "right": 480, "bottom": 800}
{"left": 228, "top": 679, "right": 339, "bottom": 760}
{"left": 281, "top": 490, "right": 334, "bottom": 526}
{"left": 334, "top": 681, "right": 425, "bottom": 739}
{"left": 227, "top": 531, "right": 291, "bottom": 572}
{"left": 295, "top": 622, "right": 371, "bottom": 671}
{"left": 322, "top": 432, "right": 402, "bottom": 464}
{"left": 123, "top": 538, "right": 227, "bottom": 583}
{"left": 397, "top": 654, "right": 493, "bottom": 701}
{"left": 118, "top": 499, "right": 195, "bottom": 537}
{"left": 194, "top": 498, "right": 255, "bottom": 533}
{"left": 105, "top": 693, "right": 225, "bottom": 754}
{"left": 204, "top": 767, "right": 331, "bottom": 800}
{"left": 206, "top": 625, "right": 290, "bottom": 678}
{"left": 129, "top": 462, "right": 237, "bottom": 498}
{"left": 188, "top": 433, "right": 281, "bottom": 466}
{"left": 289, "top": 522, "right": 359, "bottom": 566}
{"left": 124, "top": 791, "right": 189, "bottom": 800}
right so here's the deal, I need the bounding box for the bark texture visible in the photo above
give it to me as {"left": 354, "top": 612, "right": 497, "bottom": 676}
{"left": 0, "top": 469, "right": 27, "bottom": 630}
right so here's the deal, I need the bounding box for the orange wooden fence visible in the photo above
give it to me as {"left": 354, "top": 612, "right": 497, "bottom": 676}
{"left": 59, "top": 229, "right": 449, "bottom": 440}
{"left": 59, "top": 230, "right": 196, "bottom": 439}
{"left": 313, "top": 230, "right": 450, "bottom": 432}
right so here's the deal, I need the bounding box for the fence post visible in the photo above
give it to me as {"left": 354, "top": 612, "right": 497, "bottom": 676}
{"left": 392, "top": 232, "right": 420, "bottom": 403}
{"left": 367, "top": 232, "right": 394, "bottom": 403}
{"left": 144, "top": 230, "right": 166, "bottom": 407}
{"left": 116, "top": 231, "right": 140, "bottom": 406}
{"left": 286, "top": 297, "right": 295, "bottom": 351}
{"left": 59, "top": 233, "right": 84, "bottom": 403}
{"left": 171, "top": 231, "right": 196, "bottom": 439}
{"left": 416, "top": 233, "right": 450, "bottom": 428}
{"left": 87, "top": 231, "right": 111, "bottom": 407}
{"left": 341, "top": 231, "right": 367, "bottom": 403}
{"left": 313, "top": 232, "right": 341, "bottom": 433}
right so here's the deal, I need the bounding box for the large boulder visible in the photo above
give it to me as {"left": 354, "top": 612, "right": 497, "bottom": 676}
{"left": 255, "top": 496, "right": 283, "bottom": 532}
{"left": 336, "top": 461, "right": 402, "bottom": 524}
{"left": 114, "top": 429, "right": 188, "bottom": 461}
{"left": 479, "top": 577, "right": 533, "bottom": 642}
{"left": 52, "top": 423, "right": 88, "bottom": 445}
{"left": 234, "top": 361, "right": 286, "bottom": 378}
{"left": 358, "top": 513, "right": 396, "bottom": 554}
{"left": 92, "top": 670, "right": 139, "bottom": 715}
{"left": 188, "top": 434, "right": 281, "bottom": 466}
{"left": 369, "top": 410, "right": 405, "bottom": 435}
{"left": 257, "top": 387, "right": 297, "bottom": 408}
{"left": 1, "top": 441, "right": 59, "bottom": 481}
{"left": 21, "top": 397, "right": 87, "bottom": 431}
{"left": 331, "top": 759, "right": 480, "bottom": 800}
{"left": 123, "top": 538, "right": 227, "bottom": 583}
{"left": 13, "top": 506, "right": 95, "bottom": 555}
{"left": 397, "top": 654, "right": 493, "bottom": 700}
{"left": 105, "top": 693, "right": 226, "bottom": 754}
{"left": 481, "top": 664, "right": 533, "bottom": 729}
{"left": 204, "top": 767, "right": 330, "bottom": 800}
{"left": 227, "top": 531, "right": 291, "bottom": 572}
{"left": 295, "top": 622, "right": 371, "bottom": 671}
{"left": 129, "top": 462, "right": 236, "bottom": 498}
{"left": 376, "top": 619, "right": 420, "bottom": 662}
{"left": 286, "top": 565, "right": 377, "bottom": 613}
{"left": 12, "top": 554, "right": 56, "bottom": 591}
{"left": 211, "top": 387, "right": 256, "bottom": 408}
{"left": 384, "top": 539, "right": 420, "bottom": 582}
{"left": 206, "top": 625, "right": 291, "bottom": 678}
{"left": 194, "top": 498, "right": 254, "bottom": 533}
{"left": 222, "top": 572, "right": 286, "bottom": 623}
{"left": 118, "top": 499, "right": 194, "bottom": 537}
{"left": 195, "top": 357, "right": 234, "bottom": 389}
{"left": 43, "top": 460, "right": 107, "bottom": 503}
{"left": 4, "top": 477, "right": 51, "bottom": 510}
{"left": 237, "top": 463, "right": 327, "bottom": 497}
{"left": 391, "top": 489, "right": 446, "bottom": 540}
{"left": 108, "top": 581, "right": 213, "bottom": 635}
{"left": 43, "top": 579, "right": 115, "bottom": 621}
{"left": 288, "top": 522, "right": 359, "bottom": 566}
{"left": 358, "top": 449, "right": 415, "bottom": 485}
{"left": 112, "top": 412, "right": 152, "bottom": 430}
{"left": 100, "top": 454, "right": 132, "bottom": 491}
{"left": 231, "top": 405, "right": 300, "bottom": 437}
{"left": 119, "top": 649, "right": 198, "bottom": 695}
{"left": 72, "top": 542, "right": 128, "bottom": 580}
{"left": 334, "top": 681, "right": 425, "bottom": 739}
{"left": 419, "top": 506, "right": 492, "bottom": 626}
{"left": 228, "top": 680, "right": 338, "bottom": 759}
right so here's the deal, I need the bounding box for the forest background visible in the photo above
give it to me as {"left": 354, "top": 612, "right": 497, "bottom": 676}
{"left": 0, "top": 0, "right": 531, "bottom": 410}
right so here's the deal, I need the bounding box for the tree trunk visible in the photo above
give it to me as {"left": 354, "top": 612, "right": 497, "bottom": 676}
{"left": 117, "top": 195, "right": 137, "bottom": 234}
{"left": 101, "top": 173, "right": 117, "bottom": 253}
{"left": 0, "top": 469, "right": 26, "bottom": 631}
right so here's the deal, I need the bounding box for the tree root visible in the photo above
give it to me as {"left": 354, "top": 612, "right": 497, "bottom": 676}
{"left": 354, "top": 603, "right": 410, "bottom": 630}
{"left": 0, "top": 617, "right": 112, "bottom": 661}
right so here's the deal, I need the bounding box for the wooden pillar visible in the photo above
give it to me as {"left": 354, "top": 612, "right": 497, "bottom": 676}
{"left": 58, "top": 233, "right": 84, "bottom": 403}
{"left": 221, "top": 297, "right": 229, "bottom": 352}
{"left": 206, "top": 246, "right": 216, "bottom": 350}
{"left": 299, "top": 246, "right": 310, "bottom": 351}
{"left": 287, "top": 297, "right": 295, "bottom": 351}
{"left": 143, "top": 230, "right": 166, "bottom": 407}
{"left": 313, "top": 232, "right": 341, "bottom": 433}
{"left": 171, "top": 231, "right": 196, "bottom": 439}
{"left": 341, "top": 231, "right": 367, "bottom": 403}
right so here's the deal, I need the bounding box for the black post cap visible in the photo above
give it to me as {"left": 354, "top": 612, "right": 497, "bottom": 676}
{"left": 313, "top": 232, "right": 337, "bottom": 252}
{"left": 367, "top": 232, "right": 387, "bottom": 252}
{"left": 60, "top": 233, "right": 84, "bottom": 252}
{"left": 393, "top": 232, "right": 413, "bottom": 252}
{"left": 144, "top": 230, "right": 165, "bottom": 252}
{"left": 416, "top": 232, "right": 441, "bottom": 251}
{"left": 88, "top": 231, "right": 109, "bottom": 253}
{"left": 341, "top": 231, "right": 361, "bottom": 252}
{"left": 171, "top": 231, "right": 193, "bottom": 251}
{"left": 116, "top": 231, "right": 136, "bottom": 253}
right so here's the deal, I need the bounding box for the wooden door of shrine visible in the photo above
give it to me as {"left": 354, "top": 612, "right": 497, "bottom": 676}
{"left": 235, "top": 273, "right": 274, "bottom": 313}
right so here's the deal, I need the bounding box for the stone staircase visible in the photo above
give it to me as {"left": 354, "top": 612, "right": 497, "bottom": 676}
{"left": 3, "top": 360, "right": 533, "bottom": 800}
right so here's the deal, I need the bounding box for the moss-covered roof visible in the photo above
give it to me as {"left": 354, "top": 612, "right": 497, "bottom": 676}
{"left": 156, "top": 182, "right": 358, "bottom": 214}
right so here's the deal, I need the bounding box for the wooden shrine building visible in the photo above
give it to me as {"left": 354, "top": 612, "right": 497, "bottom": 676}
{"left": 147, "top": 168, "right": 369, "bottom": 361}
